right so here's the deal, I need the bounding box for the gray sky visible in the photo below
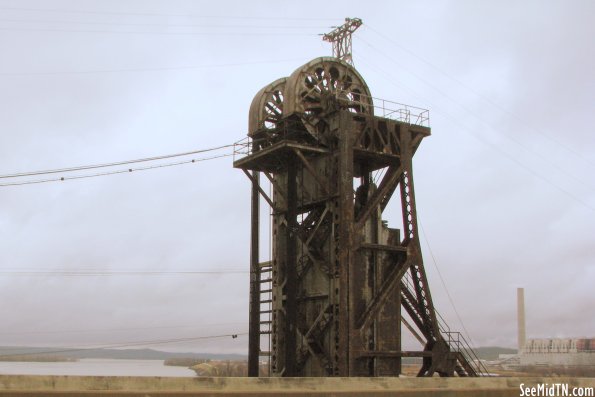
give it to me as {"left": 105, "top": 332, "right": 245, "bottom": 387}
{"left": 0, "top": 0, "right": 593, "bottom": 354}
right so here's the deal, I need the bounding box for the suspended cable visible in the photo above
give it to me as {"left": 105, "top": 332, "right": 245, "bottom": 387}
{"left": 365, "top": 24, "right": 594, "bottom": 168}
{"left": 0, "top": 144, "right": 232, "bottom": 179}
{"left": 0, "top": 322, "right": 246, "bottom": 336}
{"left": 357, "top": 56, "right": 595, "bottom": 213}
{"left": 417, "top": 217, "right": 475, "bottom": 347}
{"left": 0, "top": 332, "right": 248, "bottom": 359}
{"left": 0, "top": 18, "right": 328, "bottom": 29}
{"left": 0, "top": 152, "right": 233, "bottom": 187}
{"left": 0, "top": 26, "right": 318, "bottom": 36}
{"left": 356, "top": 35, "right": 593, "bottom": 190}
{"left": 0, "top": 269, "right": 248, "bottom": 276}
{"left": 0, "top": 6, "right": 337, "bottom": 21}
{"left": 0, "top": 58, "right": 305, "bottom": 76}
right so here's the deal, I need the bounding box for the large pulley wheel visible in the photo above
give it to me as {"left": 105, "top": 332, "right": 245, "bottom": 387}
{"left": 248, "top": 77, "right": 287, "bottom": 136}
{"left": 284, "top": 57, "right": 373, "bottom": 139}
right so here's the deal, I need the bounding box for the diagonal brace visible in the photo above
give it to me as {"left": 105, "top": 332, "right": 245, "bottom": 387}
{"left": 293, "top": 148, "right": 330, "bottom": 196}
{"left": 355, "top": 165, "right": 402, "bottom": 230}
{"left": 357, "top": 252, "right": 411, "bottom": 331}
{"left": 242, "top": 169, "right": 278, "bottom": 211}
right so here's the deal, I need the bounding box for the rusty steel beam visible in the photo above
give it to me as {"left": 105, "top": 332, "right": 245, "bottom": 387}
{"left": 242, "top": 169, "right": 277, "bottom": 211}
{"left": 337, "top": 112, "right": 355, "bottom": 375}
{"left": 248, "top": 171, "right": 260, "bottom": 377}
{"left": 236, "top": 56, "right": 481, "bottom": 378}
{"left": 263, "top": 171, "right": 286, "bottom": 204}
{"left": 293, "top": 148, "right": 330, "bottom": 196}
{"left": 401, "top": 315, "right": 425, "bottom": 345}
{"left": 284, "top": 159, "right": 298, "bottom": 376}
{"left": 355, "top": 165, "right": 402, "bottom": 230}
{"left": 357, "top": 255, "right": 412, "bottom": 331}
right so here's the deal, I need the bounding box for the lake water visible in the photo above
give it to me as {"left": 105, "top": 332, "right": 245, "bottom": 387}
{"left": 0, "top": 359, "right": 196, "bottom": 377}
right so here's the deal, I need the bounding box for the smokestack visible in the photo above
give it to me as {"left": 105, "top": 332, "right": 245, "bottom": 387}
{"left": 517, "top": 287, "right": 526, "bottom": 353}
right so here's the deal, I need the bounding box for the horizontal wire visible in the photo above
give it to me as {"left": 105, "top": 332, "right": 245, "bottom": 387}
{"left": 0, "top": 18, "right": 327, "bottom": 29}
{"left": 0, "top": 58, "right": 305, "bottom": 76}
{"left": 0, "top": 26, "right": 318, "bottom": 36}
{"left": 0, "top": 144, "right": 233, "bottom": 179}
{"left": 0, "top": 270, "right": 250, "bottom": 277}
{"left": 365, "top": 24, "right": 595, "bottom": 168}
{"left": 357, "top": 35, "right": 593, "bottom": 189}
{"left": 0, "top": 152, "right": 234, "bottom": 187}
{"left": 0, "top": 333, "right": 248, "bottom": 359}
{"left": 358, "top": 58, "right": 595, "bottom": 213}
{"left": 0, "top": 6, "right": 337, "bottom": 21}
{"left": 0, "top": 322, "right": 246, "bottom": 336}
{"left": 0, "top": 269, "right": 248, "bottom": 276}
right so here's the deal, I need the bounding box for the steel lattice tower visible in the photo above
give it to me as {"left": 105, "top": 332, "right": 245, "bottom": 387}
{"left": 322, "top": 18, "right": 362, "bottom": 65}
{"left": 234, "top": 57, "right": 483, "bottom": 377}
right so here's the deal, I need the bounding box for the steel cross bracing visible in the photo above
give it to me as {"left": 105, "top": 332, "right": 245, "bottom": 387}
{"left": 322, "top": 18, "right": 363, "bottom": 65}
{"left": 235, "top": 58, "right": 484, "bottom": 377}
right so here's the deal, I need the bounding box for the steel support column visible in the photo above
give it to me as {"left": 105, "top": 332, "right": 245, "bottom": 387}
{"left": 248, "top": 171, "right": 260, "bottom": 376}
{"left": 284, "top": 159, "right": 298, "bottom": 376}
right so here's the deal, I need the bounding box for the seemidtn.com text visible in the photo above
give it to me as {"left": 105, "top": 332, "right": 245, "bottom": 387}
{"left": 520, "top": 383, "right": 594, "bottom": 397}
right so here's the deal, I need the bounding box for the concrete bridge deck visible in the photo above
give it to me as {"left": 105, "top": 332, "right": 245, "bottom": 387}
{"left": 0, "top": 376, "right": 593, "bottom": 396}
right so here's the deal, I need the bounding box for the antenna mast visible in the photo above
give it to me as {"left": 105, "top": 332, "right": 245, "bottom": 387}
{"left": 322, "top": 17, "right": 362, "bottom": 65}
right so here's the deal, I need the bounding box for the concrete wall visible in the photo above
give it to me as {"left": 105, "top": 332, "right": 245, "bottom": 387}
{"left": 521, "top": 352, "right": 595, "bottom": 366}
{"left": 0, "top": 375, "right": 593, "bottom": 397}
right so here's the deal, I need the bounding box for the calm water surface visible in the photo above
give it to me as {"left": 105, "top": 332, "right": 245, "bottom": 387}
{"left": 0, "top": 359, "right": 196, "bottom": 377}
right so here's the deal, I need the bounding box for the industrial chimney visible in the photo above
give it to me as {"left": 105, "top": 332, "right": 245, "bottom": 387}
{"left": 517, "top": 287, "right": 526, "bottom": 353}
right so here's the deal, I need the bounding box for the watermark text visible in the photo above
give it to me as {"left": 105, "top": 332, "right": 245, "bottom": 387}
{"left": 520, "top": 383, "right": 594, "bottom": 397}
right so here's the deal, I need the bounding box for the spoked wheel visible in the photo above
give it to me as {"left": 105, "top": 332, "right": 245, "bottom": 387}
{"left": 249, "top": 77, "right": 287, "bottom": 136}
{"left": 284, "top": 57, "right": 373, "bottom": 140}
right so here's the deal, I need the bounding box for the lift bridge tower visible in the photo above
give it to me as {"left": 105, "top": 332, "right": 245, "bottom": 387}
{"left": 234, "top": 57, "right": 483, "bottom": 377}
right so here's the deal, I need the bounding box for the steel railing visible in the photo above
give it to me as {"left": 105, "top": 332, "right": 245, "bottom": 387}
{"left": 401, "top": 274, "right": 489, "bottom": 376}
{"left": 334, "top": 89, "right": 430, "bottom": 127}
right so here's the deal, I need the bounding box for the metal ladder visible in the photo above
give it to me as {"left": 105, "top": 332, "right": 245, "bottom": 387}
{"left": 258, "top": 261, "right": 273, "bottom": 364}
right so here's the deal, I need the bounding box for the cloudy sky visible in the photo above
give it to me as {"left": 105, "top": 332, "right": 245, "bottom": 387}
{"left": 0, "top": 0, "right": 593, "bottom": 354}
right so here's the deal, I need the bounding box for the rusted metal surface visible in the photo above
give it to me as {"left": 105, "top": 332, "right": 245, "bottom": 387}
{"left": 248, "top": 171, "right": 260, "bottom": 377}
{"left": 283, "top": 57, "right": 372, "bottom": 141}
{"left": 322, "top": 18, "right": 363, "bottom": 65}
{"left": 235, "top": 58, "right": 482, "bottom": 377}
{"left": 248, "top": 77, "right": 287, "bottom": 136}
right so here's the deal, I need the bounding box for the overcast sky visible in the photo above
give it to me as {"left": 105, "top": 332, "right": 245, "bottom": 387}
{"left": 0, "top": 0, "right": 593, "bottom": 355}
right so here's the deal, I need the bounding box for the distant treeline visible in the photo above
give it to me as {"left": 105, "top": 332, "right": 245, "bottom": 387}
{"left": 164, "top": 358, "right": 212, "bottom": 367}
{"left": 0, "top": 346, "right": 246, "bottom": 361}
{"left": 0, "top": 355, "right": 76, "bottom": 363}
{"left": 474, "top": 346, "right": 517, "bottom": 360}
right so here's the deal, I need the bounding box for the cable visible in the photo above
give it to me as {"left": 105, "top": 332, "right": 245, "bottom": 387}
{"left": 357, "top": 56, "right": 595, "bottom": 213}
{"left": 0, "top": 18, "right": 328, "bottom": 29}
{"left": 0, "top": 58, "right": 305, "bottom": 76}
{"left": 418, "top": 217, "right": 476, "bottom": 348}
{"left": 365, "top": 25, "right": 595, "bottom": 168}
{"left": 0, "top": 6, "right": 337, "bottom": 21}
{"left": 0, "top": 269, "right": 248, "bottom": 276}
{"left": 0, "top": 333, "right": 248, "bottom": 359}
{"left": 0, "top": 152, "right": 234, "bottom": 187}
{"left": 0, "top": 26, "right": 318, "bottom": 36}
{"left": 357, "top": 36, "right": 594, "bottom": 189}
{"left": 0, "top": 322, "right": 246, "bottom": 336}
{"left": 0, "top": 144, "right": 232, "bottom": 179}
{"left": 0, "top": 136, "right": 280, "bottom": 187}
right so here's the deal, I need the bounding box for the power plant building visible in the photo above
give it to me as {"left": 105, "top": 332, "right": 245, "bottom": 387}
{"left": 521, "top": 338, "right": 595, "bottom": 367}
{"left": 515, "top": 289, "right": 594, "bottom": 368}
